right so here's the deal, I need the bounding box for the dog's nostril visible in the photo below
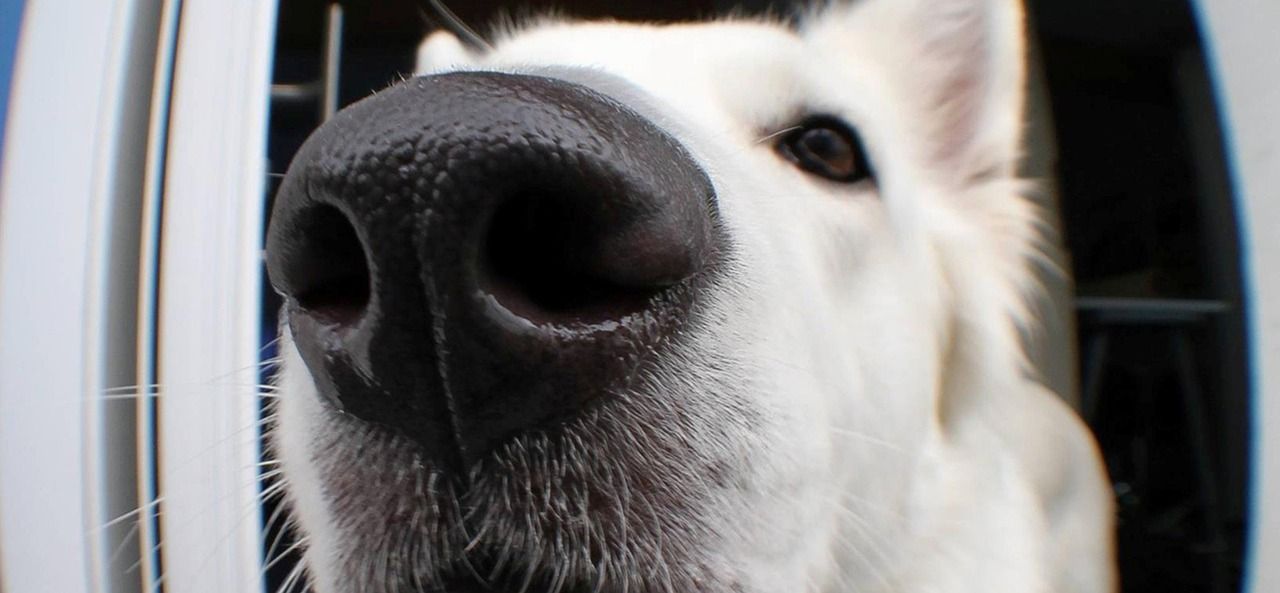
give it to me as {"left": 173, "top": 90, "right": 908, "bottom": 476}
{"left": 483, "top": 191, "right": 654, "bottom": 322}
{"left": 285, "top": 205, "right": 371, "bottom": 325}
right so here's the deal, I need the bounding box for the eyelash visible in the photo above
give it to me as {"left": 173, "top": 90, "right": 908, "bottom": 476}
{"left": 772, "top": 115, "right": 875, "bottom": 184}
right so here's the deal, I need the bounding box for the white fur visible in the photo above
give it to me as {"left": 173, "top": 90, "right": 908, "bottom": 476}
{"left": 275, "top": 1, "right": 1116, "bottom": 592}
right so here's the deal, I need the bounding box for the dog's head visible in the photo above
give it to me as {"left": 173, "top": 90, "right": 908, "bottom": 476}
{"left": 265, "top": 1, "right": 1041, "bottom": 591}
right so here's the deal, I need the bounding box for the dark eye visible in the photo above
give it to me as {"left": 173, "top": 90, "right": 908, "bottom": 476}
{"left": 775, "top": 117, "right": 874, "bottom": 183}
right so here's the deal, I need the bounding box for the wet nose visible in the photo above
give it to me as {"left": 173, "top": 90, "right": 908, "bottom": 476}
{"left": 265, "top": 72, "right": 719, "bottom": 468}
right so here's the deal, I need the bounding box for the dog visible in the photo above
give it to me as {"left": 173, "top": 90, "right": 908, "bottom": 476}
{"left": 263, "top": 1, "right": 1117, "bottom": 591}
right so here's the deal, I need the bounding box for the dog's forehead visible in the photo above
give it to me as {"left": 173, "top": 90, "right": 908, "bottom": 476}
{"left": 483, "top": 21, "right": 808, "bottom": 128}
{"left": 490, "top": 20, "right": 802, "bottom": 75}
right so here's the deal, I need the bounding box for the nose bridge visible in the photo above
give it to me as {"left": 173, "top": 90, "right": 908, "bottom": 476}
{"left": 266, "top": 71, "right": 720, "bottom": 469}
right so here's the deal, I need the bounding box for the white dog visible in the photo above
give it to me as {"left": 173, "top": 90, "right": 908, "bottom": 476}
{"left": 264, "top": 1, "right": 1117, "bottom": 592}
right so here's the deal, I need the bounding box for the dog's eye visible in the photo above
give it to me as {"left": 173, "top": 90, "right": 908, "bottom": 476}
{"left": 775, "top": 117, "right": 874, "bottom": 183}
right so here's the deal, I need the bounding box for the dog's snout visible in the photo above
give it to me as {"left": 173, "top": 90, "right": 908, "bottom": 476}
{"left": 266, "top": 72, "right": 719, "bottom": 467}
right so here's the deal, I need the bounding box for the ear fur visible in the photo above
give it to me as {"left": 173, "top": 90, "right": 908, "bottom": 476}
{"left": 416, "top": 30, "right": 475, "bottom": 75}
{"left": 914, "top": 0, "right": 1025, "bottom": 179}
{"left": 808, "top": 0, "right": 1027, "bottom": 181}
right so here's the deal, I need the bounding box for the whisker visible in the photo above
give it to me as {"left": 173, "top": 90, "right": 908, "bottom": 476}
{"left": 94, "top": 388, "right": 279, "bottom": 402}
{"left": 258, "top": 477, "right": 289, "bottom": 503}
{"left": 100, "top": 381, "right": 281, "bottom": 394}
{"left": 262, "top": 498, "right": 299, "bottom": 576}
{"left": 754, "top": 125, "right": 800, "bottom": 145}
{"left": 106, "top": 520, "right": 143, "bottom": 567}
{"left": 97, "top": 497, "right": 165, "bottom": 533}
{"left": 115, "top": 458, "right": 285, "bottom": 585}
{"left": 276, "top": 554, "right": 311, "bottom": 593}
{"left": 264, "top": 537, "right": 308, "bottom": 574}
{"left": 828, "top": 427, "right": 904, "bottom": 453}
{"left": 256, "top": 468, "right": 285, "bottom": 484}
{"left": 157, "top": 485, "right": 280, "bottom": 590}
{"left": 154, "top": 414, "right": 276, "bottom": 479}
{"left": 206, "top": 356, "right": 285, "bottom": 384}
{"left": 831, "top": 493, "right": 910, "bottom": 579}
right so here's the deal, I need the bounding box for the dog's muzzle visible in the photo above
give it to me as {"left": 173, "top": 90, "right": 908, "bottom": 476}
{"left": 265, "top": 72, "right": 719, "bottom": 470}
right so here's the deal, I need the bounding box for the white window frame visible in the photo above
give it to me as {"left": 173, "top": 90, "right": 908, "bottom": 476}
{"left": 0, "top": 0, "right": 276, "bottom": 592}
{"left": 153, "top": 0, "right": 277, "bottom": 592}
{"left": 1196, "top": 1, "right": 1280, "bottom": 592}
{"left": 0, "top": 0, "right": 125, "bottom": 590}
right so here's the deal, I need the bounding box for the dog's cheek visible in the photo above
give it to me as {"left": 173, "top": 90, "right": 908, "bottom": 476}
{"left": 692, "top": 292, "right": 848, "bottom": 583}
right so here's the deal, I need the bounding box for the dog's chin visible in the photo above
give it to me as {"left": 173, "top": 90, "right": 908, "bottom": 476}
{"left": 434, "top": 572, "right": 597, "bottom": 593}
{"left": 299, "top": 375, "right": 758, "bottom": 593}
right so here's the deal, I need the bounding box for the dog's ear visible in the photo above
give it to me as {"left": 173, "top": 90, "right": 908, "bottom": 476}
{"left": 416, "top": 30, "right": 476, "bottom": 75}
{"left": 809, "top": 0, "right": 1026, "bottom": 181}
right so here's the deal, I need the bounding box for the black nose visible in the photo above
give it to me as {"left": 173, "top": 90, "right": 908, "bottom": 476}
{"left": 265, "top": 72, "right": 719, "bottom": 468}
